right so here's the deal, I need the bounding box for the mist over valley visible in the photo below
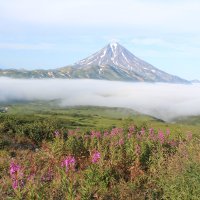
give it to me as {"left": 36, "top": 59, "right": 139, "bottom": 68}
{"left": 1, "top": 78, "right": 200, "bottom": 121}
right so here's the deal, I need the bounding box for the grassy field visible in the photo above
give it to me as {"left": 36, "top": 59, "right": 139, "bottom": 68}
{"left": 2, "top": 100, "right": 200, "bottom": 135}
{"left": 0, "top": 101, "right": 200, "bottom": 199}
{"left": 1, "top": 100, "right": 156, "bottom": 129}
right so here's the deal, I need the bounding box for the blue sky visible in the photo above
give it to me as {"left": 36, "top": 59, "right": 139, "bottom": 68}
{"left": 0, "top": 0, "right": 200, "bottom": 80}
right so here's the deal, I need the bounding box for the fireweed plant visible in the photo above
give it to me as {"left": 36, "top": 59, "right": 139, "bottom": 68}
{"left": 0, "top": 126, "right": 200, "bottom": 199}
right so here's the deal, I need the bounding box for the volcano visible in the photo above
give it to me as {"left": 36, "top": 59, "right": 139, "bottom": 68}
{"left": 58, "top": 42, "right": 188, "bottom": 83}
{"left": 0, "top": 42, "right": 189, "bottom": 83}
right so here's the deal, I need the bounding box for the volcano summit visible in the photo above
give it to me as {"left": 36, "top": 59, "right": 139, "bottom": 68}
{"left": 0, "top": 42, "right": 188, "bottom": 83}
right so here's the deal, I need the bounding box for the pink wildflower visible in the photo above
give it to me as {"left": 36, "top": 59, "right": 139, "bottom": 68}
{"left": 149, "top": 128, "right": 154, "bottom": 134}
{"left": 157, "top": 131, "right": 165, "bottom": 144}
{"left": 128, "top": 133, "right": 132, "bottom": 139}
{"left": 148, "top": 128, "right": 156, "bottom": 141}
{"left": 166, "top": 129, "right": 170, "bottom": 137}
{"left": 118, "top": 138, "right": 124, "bottom": 146}
{"left": 140, "top": 128, "right": 145, "bottom": 136}
{"left": 41, "top": 169, "right": 54, "bottom": 182}
{"left": 12, "top": 180, "right": 18, "bottom": 190}
{"left": 27, "top": 173, "right": 35, "bottom": 181}
{"left": 128, "top": 126, "right": 135, "bottom": 133}
{"left": 61, "top": 156, "right": 76, "bottom": 173}
{"left": 168, "top": 139, "right": 177, "bottom": 147}
{"left": 10, "top": 162, "right": 21, "bottom": 176}
{"left": 54, "top": 130, "right": 60, "bottom": 137}
{"left": 104, "top": 131, "right": 109, "bottom": 137}
{"left": 110, "top": 128, "right": 123, "bottom": 137}
{"left": 9, "top": 161, "right": 23, "bottom": 190}
{"left": 84, "top": 135, "right": 90, "bottom": 139}
{"left": 91, "top": 151, "right": 101, "bottom": 163}
{"left": 91, "top": 131, "right": 101, "bottom": 138}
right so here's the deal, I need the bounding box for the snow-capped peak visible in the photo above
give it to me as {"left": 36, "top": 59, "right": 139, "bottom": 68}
{"left": 73, "top": 42, "right": 187, "bottom": 83}
{"left": 0, "top": 41, "right": 188, "bottom": 83}
{"left": 76, "top": 42, "right": 140, "bottom": 69}
{"left": 109, "top": 41, "right": 118, "bottom": 49}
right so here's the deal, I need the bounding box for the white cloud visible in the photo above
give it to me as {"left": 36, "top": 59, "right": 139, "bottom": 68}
{"left": 0, "top": 43, "right": 55, "bottom": 50}
{"left": 131, "top": 37, "right": 200, "bottom": 58}
{"left": 0, "top": 0, "right": 200, "bottom": 33}
{"left": 131, "top": 38, "right": 168, "bottom": 46}
{"left": 1, "top": 78, "right": 200, "bottom": 122}
{"left": 130, "top": 38, "right": 185, "bottom": 50}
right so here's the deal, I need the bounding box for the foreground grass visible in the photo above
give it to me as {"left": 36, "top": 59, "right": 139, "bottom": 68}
{"left": 0, "top": 125, "right": 200, "bottom": 199}
{"left": 0, "top": 103, "right": 200, "bottom": 199}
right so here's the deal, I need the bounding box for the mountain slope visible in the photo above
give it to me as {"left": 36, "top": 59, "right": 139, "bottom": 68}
{"left": 59, "top": 42, "right": 188, "bottom": 83}
{"left": 191, "top": 79, "right": 200, "bottom": 83}
{"left": 0, "top": 42, "right": 189, "bottom": 83}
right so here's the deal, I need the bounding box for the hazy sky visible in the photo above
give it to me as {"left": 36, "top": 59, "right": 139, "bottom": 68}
{"left": 0, "top": 0, "right": 200, "bottom": 80}
{"left": 1, "top": 78, "right": 200, "bottom": 121}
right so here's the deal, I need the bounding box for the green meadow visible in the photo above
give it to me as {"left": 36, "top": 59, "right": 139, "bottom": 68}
{"left": 0, "top": 101, "right": 200, "bottom": 199}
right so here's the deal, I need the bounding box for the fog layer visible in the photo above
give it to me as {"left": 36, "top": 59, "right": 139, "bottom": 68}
{"left": 0, "top": 78, "right": 200, "bottom": 121}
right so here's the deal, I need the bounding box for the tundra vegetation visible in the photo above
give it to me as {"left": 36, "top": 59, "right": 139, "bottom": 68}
{"left": 0, "top": 102, "right": 200, "bottom": 199}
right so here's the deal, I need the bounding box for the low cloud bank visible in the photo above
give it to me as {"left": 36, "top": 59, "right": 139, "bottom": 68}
{"left": 0, "top": 78, "right": 200, "bottom": 121}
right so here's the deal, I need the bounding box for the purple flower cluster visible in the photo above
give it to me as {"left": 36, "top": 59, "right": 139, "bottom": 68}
{"left": 61, "top": 156, "right": 76, "bottom": 173}
{"left": 148, "top": 128, "right": 156, "bottom": 141}
{"left": 135, "top": 144, "right": 141, "bottom": 157}
{"left": 110, "top": 128, "right": 123, "bottom": 137}
{"left": 41, "top": 169, "right": 54, "bottom": 182}
{"left": 91, "top": 151, "right": 101, "bottom": 163}
{"left": 157, "top": 131, "right": 165, "bottom": 144}
{"left": 128, "top": 125, "right": 135, "bottom": 133}
{"left": 118, "top": 138, "right": 124, "bottom": 146}
{"left": 103, "top": 131, "right": 109, "bottom": 137}
{"left": 91, "top": 130, "right": 101, "bottom": 138}
{"left": 10, "top": 161, "right": 23, "bottom": 190}
{"left": 54, "top": 130, "right": 60, "bottom": 137}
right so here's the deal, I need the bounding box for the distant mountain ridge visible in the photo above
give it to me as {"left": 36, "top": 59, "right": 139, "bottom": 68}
{"left": 0, "top": 42, "right": 189, "bottom": 83}
{"left": 191, "top": 79, "right": 200, "bottom": 83}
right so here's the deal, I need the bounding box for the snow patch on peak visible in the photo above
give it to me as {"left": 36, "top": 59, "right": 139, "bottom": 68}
{"left": 110, "top": 42, "right": 118, "bottom": 49}
{"left": 100, "top": 49, "right": 107, "bottom": 58}
{"left": 110, "top": 43, "right": 116, "bottom": 53}
{"left": 122, "top": 52, "right": 129, "bottom": 64}
{"left": 109, "top": 42, "right": 118, "bottom": 62}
